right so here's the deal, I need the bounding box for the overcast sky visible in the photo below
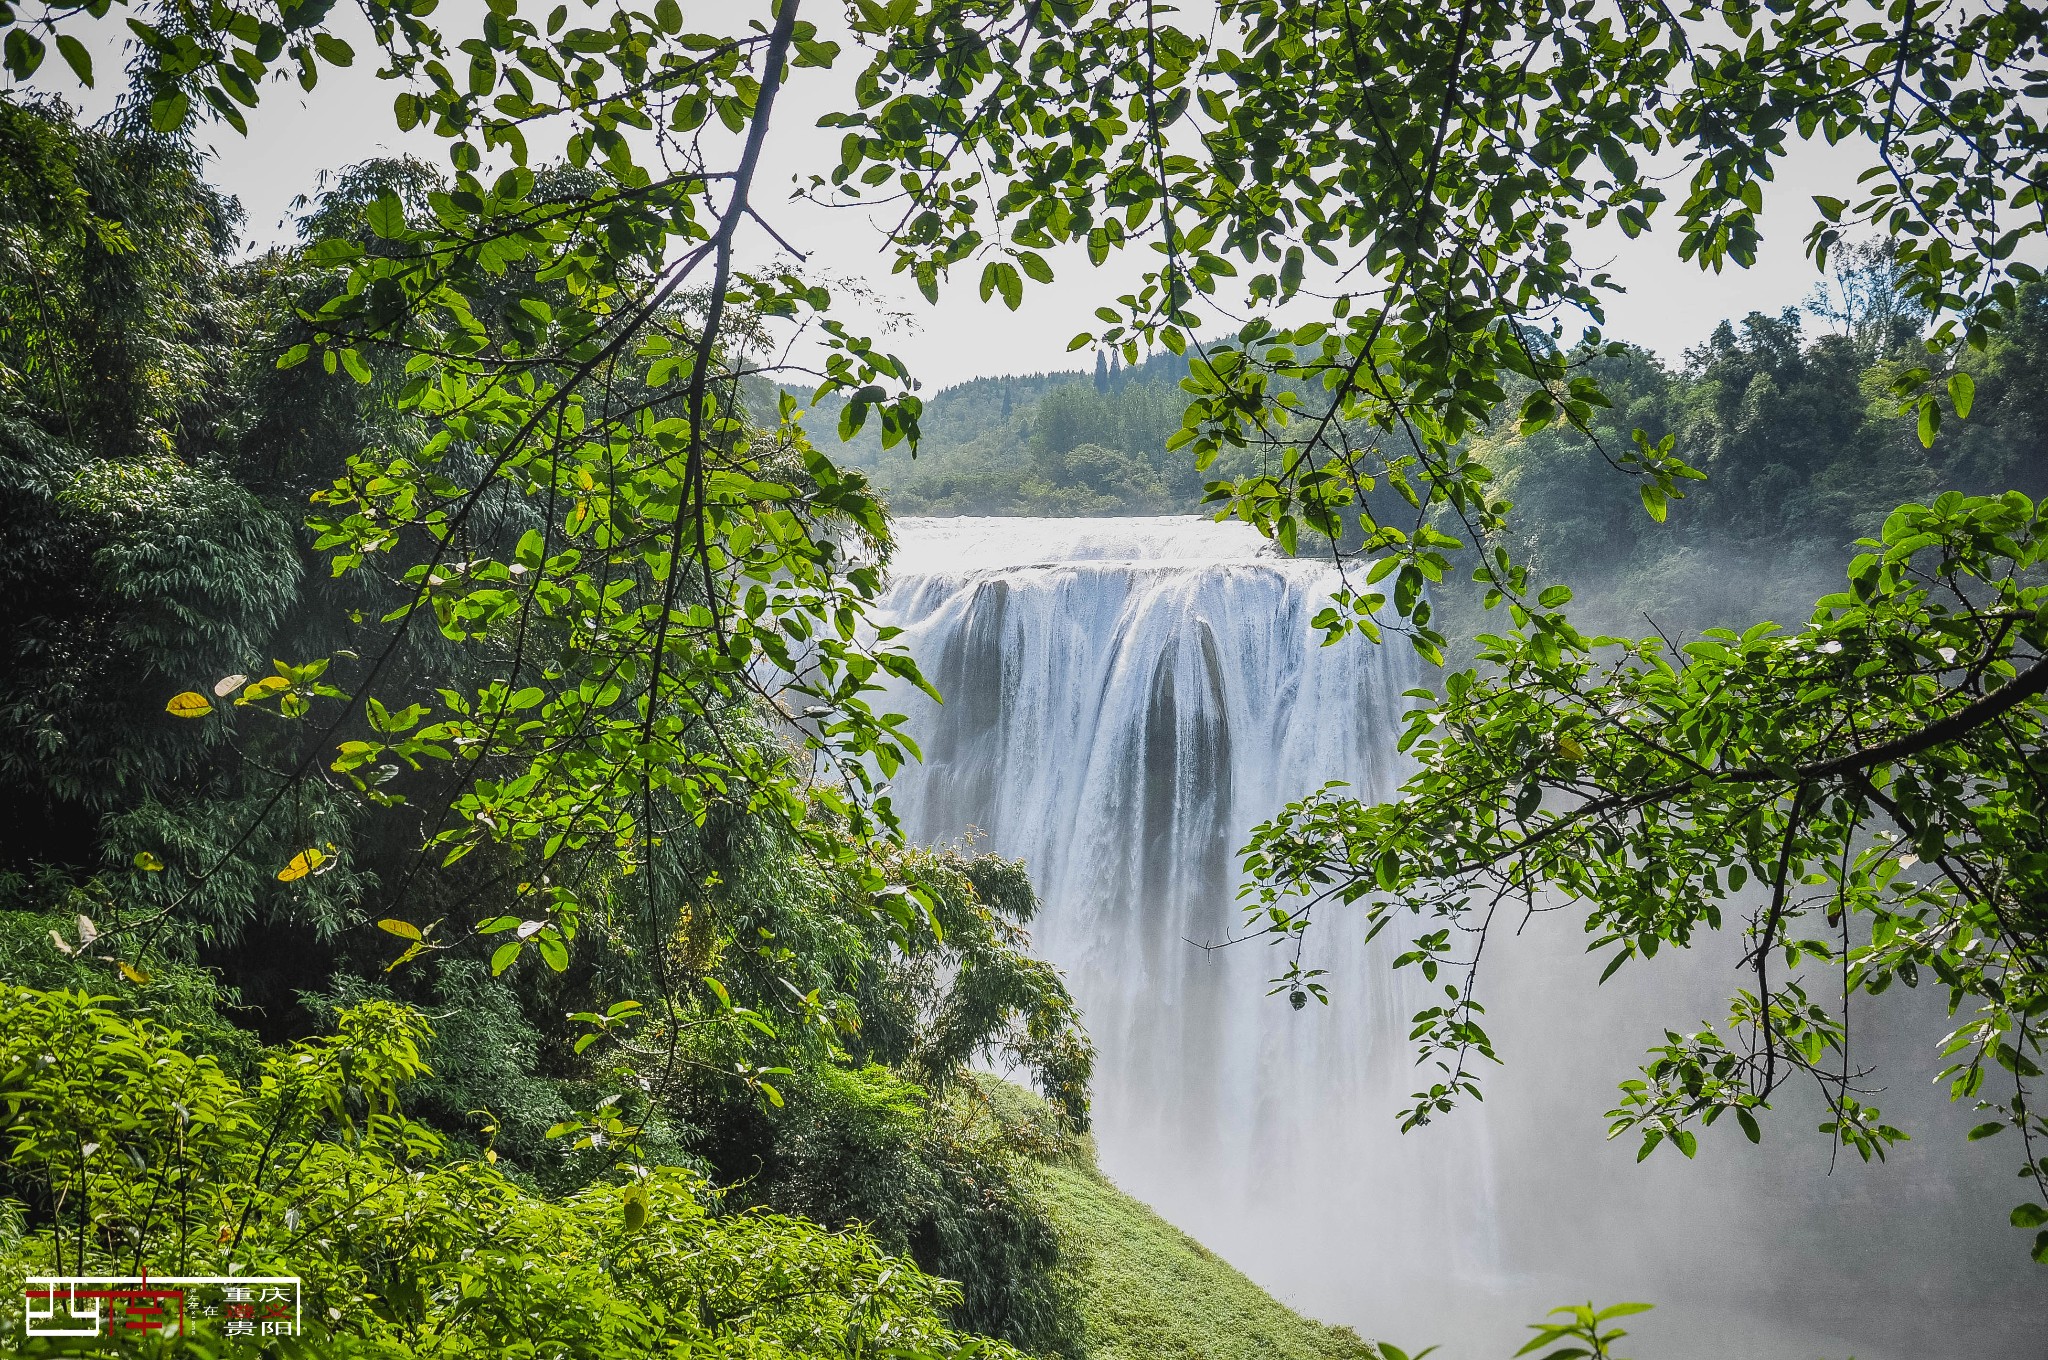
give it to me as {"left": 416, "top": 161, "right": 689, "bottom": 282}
{"left": 42, "top": 10, "right": 1872, "bottom": 392}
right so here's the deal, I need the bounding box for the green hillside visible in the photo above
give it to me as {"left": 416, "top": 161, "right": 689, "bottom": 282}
{"left": 1037, "top": 1152, "right": 1379, "bottom": 1360}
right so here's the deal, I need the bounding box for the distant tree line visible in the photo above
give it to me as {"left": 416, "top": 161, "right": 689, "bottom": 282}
{"left": 1465, "top": 261, "right": 2048, "bottom": 641}
{"left": 847, "top": 253, "right": 2048, "bottom": 655}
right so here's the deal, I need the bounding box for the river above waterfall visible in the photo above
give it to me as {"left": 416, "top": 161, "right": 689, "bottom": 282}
{"left": 872, "top": 515, "right": 2048, "bottom": 1360}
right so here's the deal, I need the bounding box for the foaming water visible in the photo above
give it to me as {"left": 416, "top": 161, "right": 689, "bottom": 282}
{"left": 884, "top": 513, "right": 1275, "bottom": 572}
{"left": 873, "top": 515, "right": 2048, "bottom": 1359}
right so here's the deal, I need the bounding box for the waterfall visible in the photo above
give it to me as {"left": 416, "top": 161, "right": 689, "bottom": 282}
{"left": 874, "top": 516, "right": 2046, "bottom": 1360}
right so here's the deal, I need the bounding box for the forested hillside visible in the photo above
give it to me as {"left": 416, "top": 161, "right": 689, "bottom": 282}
{"left": 819, "top": 349, "right": 1224, "bottom": 517}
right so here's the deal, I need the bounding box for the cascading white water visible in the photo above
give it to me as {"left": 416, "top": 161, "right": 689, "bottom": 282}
{"left": 874, "top": 516, "right": 2047, "bottom": 1360}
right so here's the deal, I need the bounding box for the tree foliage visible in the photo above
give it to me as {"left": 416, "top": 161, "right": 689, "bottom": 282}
{"left": 0, "top": 0, "right": 2027, "bottom": 937}
{"left": 823, "top": 0, "right": 2046, "bottom": 654}
{"left": 1247, "top": 492, "right": 2048, "bottom": 1260}
{"left": 2, "top": 0, "right": 2035, "bottom": 1008}
{"left": 0, "top": 83, "right": 1096, "bottom": 1343}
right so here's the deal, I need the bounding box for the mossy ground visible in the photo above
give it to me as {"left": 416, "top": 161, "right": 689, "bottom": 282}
{"left": 1029, "top": 1141, "right": 1376, "bottom": 1360}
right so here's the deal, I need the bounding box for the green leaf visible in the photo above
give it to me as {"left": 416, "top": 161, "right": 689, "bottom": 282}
{"left": 491, "top": 940, "right": 522, "bottom": 975}
{"left": 1640, "top": 482, "right": 1668, "bottom": 523}
{"left": 312, "top": 32, "right": 354, "bottom": 66}
{"left": 4, "top": 29, "right": 46, "bottom": 79}
{"left": 365, "top": 194, "right": 406, "bottom": 239}
{"left": 55, "top": 34, "right": 92, "bottom": 86}
{"left": 2010, "top": 1202, "right": 2048, "bottom": 1229}
{"left": 148, "top": 91, "right": 191, "bottom": 133}
{"left": 1948, "top": 370, "right": 1975, "bottom": 419}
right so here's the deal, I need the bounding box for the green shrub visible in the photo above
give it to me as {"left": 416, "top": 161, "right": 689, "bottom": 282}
{"left": 693, "top": 1064, "right": 1084, "bottom": 1357}
{"left": 0, "top": 986, "right": 1020, "bottom": 1360}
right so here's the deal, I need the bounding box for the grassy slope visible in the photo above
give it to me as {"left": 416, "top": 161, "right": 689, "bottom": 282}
{"left": 1034, "top": 1153, "right": 1377, "bottom": 1360}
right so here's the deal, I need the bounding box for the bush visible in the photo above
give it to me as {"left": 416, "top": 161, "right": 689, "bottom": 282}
{"left": 694, "top": 1064, "right": 1086, "bottom": 1356}
{"left": 0, "top": 986, "right": 1020, "bottom": 1360}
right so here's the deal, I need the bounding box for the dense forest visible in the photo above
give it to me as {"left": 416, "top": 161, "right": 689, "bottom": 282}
{"left": 1, "top": 91, "right": 1910, "bottom": 1360}
{"left": 821, "top": 350, "right": 1218, "bottom": 518}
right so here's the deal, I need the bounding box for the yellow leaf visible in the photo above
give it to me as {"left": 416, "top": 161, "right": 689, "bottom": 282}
{"left": 236, "top": 676, "right": 289, "bottom": 705}
{"left": 165, "top": 691, "right": 214, "bottom": 718}
{"left": 118, "top": 961, "right": 150, "bottom": 985}
{"left": 277, "top": 848, "right": 328, "bottom": 882}
{"left": 484, "top": 1148, "right": 498, "bottom": 1165}
{"left": 133, "top": 851, "right": 166, "bottom": 872}
{"left": 377, "top": 918, "right": 422, "bottom": 940}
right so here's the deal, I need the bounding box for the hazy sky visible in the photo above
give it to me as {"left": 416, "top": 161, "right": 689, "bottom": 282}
{"left": 43, "top": 9, "right": 1871, "bottom": 392}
